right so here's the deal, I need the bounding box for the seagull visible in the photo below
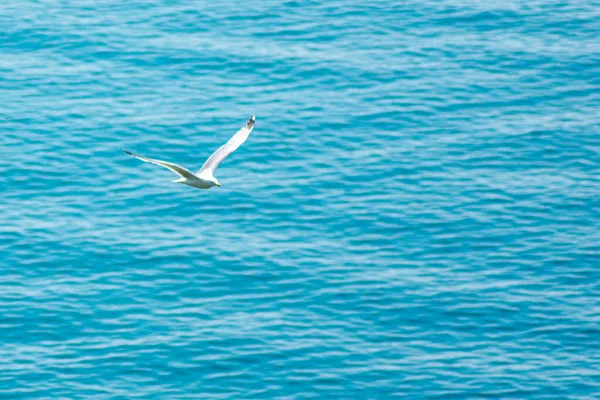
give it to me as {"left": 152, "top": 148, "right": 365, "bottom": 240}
{"left": 122, "top": 115, "right": 255, "bottom": 189}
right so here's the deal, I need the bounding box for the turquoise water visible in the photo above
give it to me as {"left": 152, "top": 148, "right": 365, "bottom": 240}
{"left": 2, "top": 1, "right": 600, "bottom": 398}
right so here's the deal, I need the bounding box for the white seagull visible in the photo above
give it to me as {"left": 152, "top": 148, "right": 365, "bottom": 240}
{"left": 122, "top": 115, "right": 255, "bottom": 189}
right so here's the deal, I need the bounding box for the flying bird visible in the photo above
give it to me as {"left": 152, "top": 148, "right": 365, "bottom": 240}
{"left": 122, "top": 115, "right": 255, "bottom": 189}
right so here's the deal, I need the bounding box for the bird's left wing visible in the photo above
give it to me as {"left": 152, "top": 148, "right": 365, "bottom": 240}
{"left": 198, "top": 115, "right": 255, "bottom": 174}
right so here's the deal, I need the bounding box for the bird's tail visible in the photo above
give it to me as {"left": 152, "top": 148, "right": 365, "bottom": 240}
{"left": 172, "top": 178, "right": 186, "bottom": 184}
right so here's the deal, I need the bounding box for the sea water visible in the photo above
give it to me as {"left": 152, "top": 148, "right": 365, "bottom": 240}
{"left": 1, "top": 1, "right": 599, "bottom": 398}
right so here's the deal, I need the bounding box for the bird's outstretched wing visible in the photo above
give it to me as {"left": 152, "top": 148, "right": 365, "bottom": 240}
{"left": 198, "top": 115, "right": 255, "bottom": 175}
{"left": 122, "top": 149, "right": 197, "bottom": 179}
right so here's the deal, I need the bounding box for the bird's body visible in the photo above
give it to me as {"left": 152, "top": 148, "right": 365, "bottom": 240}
{"left": 172, "top": 174, "right": 216, "bottom": 189}
{"left": 122, "top": 115, "right": 255, "bottom": 190}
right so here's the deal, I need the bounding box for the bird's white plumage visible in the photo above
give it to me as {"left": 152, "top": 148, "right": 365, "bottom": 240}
{"left": 122, "top": 151, "right": 197, "bottom": 179}
{"left": 198, "top": 115, "right": 255, "bottom": 174}
{"left": 122, "top": 115, "right": 255, "bottom": 190}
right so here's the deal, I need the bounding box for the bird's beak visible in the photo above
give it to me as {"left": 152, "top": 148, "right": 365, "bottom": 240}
{"left": 215, "top": 183, "right": 221, "bottom": 187}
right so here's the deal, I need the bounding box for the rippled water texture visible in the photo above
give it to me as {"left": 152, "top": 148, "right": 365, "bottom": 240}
{"left": 1, "top": 1, "right": 599, "bottom": 398}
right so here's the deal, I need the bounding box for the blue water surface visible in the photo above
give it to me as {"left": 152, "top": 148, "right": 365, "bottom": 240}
{"left": 1, "top": 1, "right": 599, "bottom": 398}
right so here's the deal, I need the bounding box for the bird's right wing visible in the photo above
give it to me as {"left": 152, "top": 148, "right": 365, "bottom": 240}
{"left": 122, "top": 149, "right": 197, "bottom": 179}
{"left": 198, "top": 115, "right": 255, "bottom": 174}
